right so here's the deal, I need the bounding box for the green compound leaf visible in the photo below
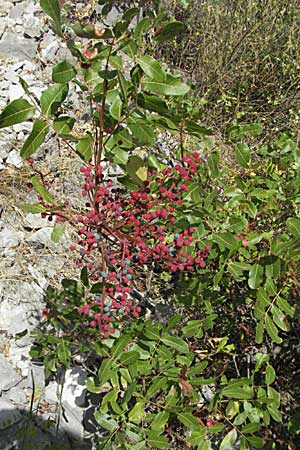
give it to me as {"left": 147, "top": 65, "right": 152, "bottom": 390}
{"left": 212, "top": 232, "right": 238, "bottom": 251}
{"left": 267, "top": 404, "right": 282, "bottom": 422}
{"left": 57, "top": 339, "right": 71, "bottom": 366}
{"left": 0, "top": 99, "right": 35, "bottom": 129}
{"left": 241, "top": 422, "right": 261, "bottom": 434}
{"left": 126, "top": 156, "right": 148, "bottom": 186}
{"left": 235, "top": 143, "right": 250, "bottom": 168}
{"left": 154, "top": 21, "right": 186, "bottom": 42}
{"left": 286, "top": 217, "right": 300, "bottom": 237}
{"left": 277, "top": 297, "right": 295, "bottom": 317}
{"left": 19, "top": 203, "right": 47, "bottom": 214}
{"left": 219, "top": 429, "right": 237, "bottom": 450}
{"left": 51, "top": 222, "right": 65, "bottom": 243}
{"left": 76, "top": 133, "right": 93, "bottom": 162}
{"left": 254, "top": 288, "right": 271, "bottom": 320}
{"left": 20, "top": 119, "right": 49, "bottom": 158}
{"left": 128, "top": 401, "right": 145, "bottom": 424}
{"left": 255, "top": 320, "right": 264, "bottom": 344}
{"left": 119, "top": 351, "right": 140, "bottom": 365}
{"left": 137, "top": 55, "right": 166, "bottom": 82}
{"left": 53, "top": 116, "right": 75, "bottom": 135}
{"left": 40, "top": 83, "right": 69, "bottom": 117}
{"left": 128, "top": 121, "right": 156, "bottom": 145}
{"left": 177, "top": 412, "right": 204, "bottom": 431}
{"left": 182, "top": 320, "right": 203, "bottom": 338}
{"left": 265, "top": 364, "right": 276, "bottom": 385}
{"left": 246, "top": 435, "right": 264, "bottom": 448}
{"left": 98, "top": 359, "right": 113, "bottom": 385}
{"left": 248, "top": 263, "right": 263, "bottom": 289}
{"left": 143, "top": 74, "right": 190, "bottom": 96}
{"left": 30, "top": 175, "right": 55, "bottom": 204}
{"left": 265, "top": 314, "right": 282, "bottom": 344}
{"left": 131, "top": 442, "right": 146, "bottom": 450}
{"left": 161, "top": 335, "right": 189, "bottom": 353}
{"left": 40, "top": 0, "right": 62, "bottom": 35}
{"left": 94, "top": 412, "right": 118, "bottom": 432}
{"left": 111, "top": 335, "right": 131, "bottom": 359}
{"left": 52, "top": 60, "right": 76, "bottom": 83}
{"left": 150, "top": 411, "right": 169, "bottom": 431}
{"left": 109, "top": 94, "right": 122, "bottom": 120}
{"left": 146, "top": 431, "right": 169, "bottom": 449}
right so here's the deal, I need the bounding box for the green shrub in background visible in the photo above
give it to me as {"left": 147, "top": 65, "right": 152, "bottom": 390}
{"left": 156, "top": 0, "right": 300, "bottom": 140}
{"left": 0, "top": 0, "right": 300, "bottom": 448}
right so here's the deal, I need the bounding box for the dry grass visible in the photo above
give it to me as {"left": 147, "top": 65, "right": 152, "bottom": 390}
{"left": 0, "top": 145, "right": 86, "bottom": 288}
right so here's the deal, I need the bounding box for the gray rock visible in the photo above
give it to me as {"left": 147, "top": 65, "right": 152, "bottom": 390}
{"left": 17, "top": 131, "right": 24, "bottom": 141}
{"left": 4, "top": 69, "right": 19, "bottom": 84}
{"left": 0, "top": 398, "right": 23, "bottom": 430}
{"left": 0, "top": 21, "right": 6, "bottom": 39}
{"left": 0, "top": 32, "right": 38, "bottom": 60}
{"left": 0, "top": 354, "right": 22, "bottom": 391}
{"left": 62, "top": 368, "right": 87, "bottom": 409}
{"left": 9, "top": 5, "right": 25, "bottom": 23}
{"left": 8, "top": 311, "right": 29, "bottom": 335}
{"left": 27, "top": 227, "right": 70, "bottom": 250}
{"left": 14, "top": 334, "right": 32, "bottom": 348}
{"left": 41, "top": 41, "right": 59, "bottom": 61}
{"left": 24, "top": 15, "right": 41, "bottom": 38}
{"left": 60, "top": 402, "right": 85, "bottom": 442}
{"left": 8, "top": 341, "right": 32, "bottom": 377}
{"left": 27, "top": 363, "right": 45, "bottom": 393}
{"left": 27, "top": 227, "right": 55, "bottom": 247}
{"left": 0, "top": 228, "right": 24, "bottom": 250}
{"left": 12, "top": 122, "right": 32, "bottom": 133}
{"left": 28, "top": 265, "right": 48, "bottom": 290}
{"left": 5, "top": 385, "right": 27, "bottom": 405}
{"left": 24, "top": 213, "right": 48, "bottom": 230}
{"left": 6, "top": 150, "right": 23, "bottom": 168}
{"left": 9, "top": 82, "right": 25, "bottom": 101}
{"left": 44, "top": 381, "right": 58, "bottom": 404}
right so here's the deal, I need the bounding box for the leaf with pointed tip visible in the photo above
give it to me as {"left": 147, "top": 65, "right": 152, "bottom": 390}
{"left": 40, "top": 0, "right": 62, "bottom": 35}
{"left": 143, "top": 74, "right": 189, "bottom": 96}
{"left": 146, "top": 431, "right": 169, "bottom": 449}
{"left": 137, "top": 55, "right": 166, "bottom": 82}
{"left": 219, "top": 429, "right": 238, "bottom": 450}
{"left": 255, "top": 320, "right": 264, "bottom": 344}
{"left": 128, "top": 122, "right": 155, "bottom": 145}
{"left": 248, "top": 264, "right": 263, "bottom": 289}
{"left": 76, "top": 134, "right": 93, "bottom": 162}
{"left": 52, "top": 61, "right": 76, "bottom": 83}
{"left": 109, "top": 95, "right": 122, "bottom": 120}
{"left": 40, "top": 84, "right": 69, "bottom": 117}
{"left": 0, "top": 99, "right": 35, "bottom": 129}
{"left": 161, "top": 335, "right": 189, "bottom": 353}
{"left": 154, "top": 21, "right": 186, "bottom": 42}
{"left": 235, "top": 143, "right": 250, "bottom": 168}
{"left": 51, "top": 222, "right": 66, "bottom": 243}
{"left": 19, "top": 203, "right": 47, "bottom": 214}
{"left": 53, "top": 116, "right": 75, "bottom": 135}
{"left": 20, "top": 119, "right": 49, "bottom": 158}
{"left": 265, "top": 314, "right": 282, "bottom": 344}
{"left": 286, "top": 217, "right": 300, "bottom": 236}
{"left": 31, "top": 175, "right": 55, "bottom": 204}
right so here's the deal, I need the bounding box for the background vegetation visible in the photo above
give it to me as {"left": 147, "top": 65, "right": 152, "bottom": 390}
{"left": 156, "top": 0, "right": 300, "bottom": 140}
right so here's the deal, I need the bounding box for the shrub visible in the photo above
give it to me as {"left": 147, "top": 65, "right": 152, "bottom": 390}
{"left": 1, "top": 1, "right": 300, "bottom": 448}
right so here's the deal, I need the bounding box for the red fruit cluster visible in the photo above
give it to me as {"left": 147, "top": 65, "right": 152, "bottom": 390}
{"left": 68, "top": 152, "right": 211, "bottom": 337}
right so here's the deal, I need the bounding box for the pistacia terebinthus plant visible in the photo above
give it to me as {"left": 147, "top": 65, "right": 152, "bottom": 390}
{"left": 0, "top": 0, "right": 212, "bottom": 335}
